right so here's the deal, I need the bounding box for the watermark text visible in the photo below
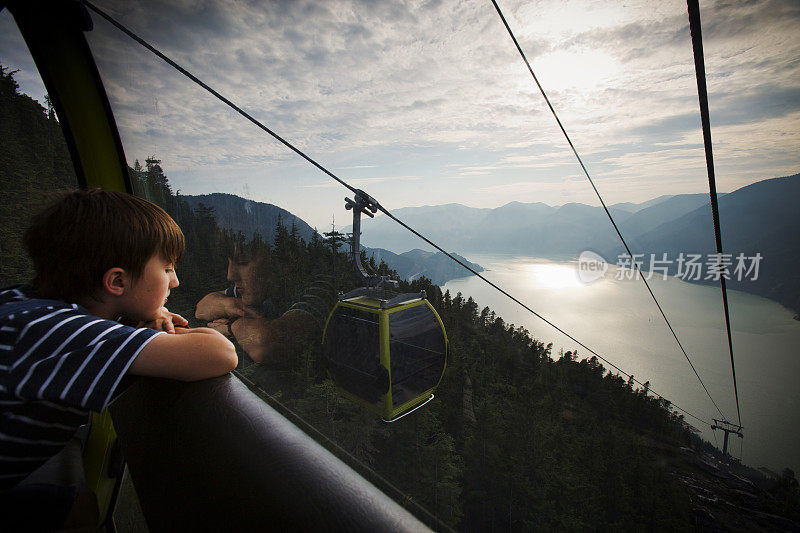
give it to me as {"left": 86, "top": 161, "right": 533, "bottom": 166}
{"left": 577, "top": 252, "right": 763, "bottom": 283}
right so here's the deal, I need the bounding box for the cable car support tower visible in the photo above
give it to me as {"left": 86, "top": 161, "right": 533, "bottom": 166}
{"left": 711, "top": 419, "right": 743, "bottom": 460}
{"left": 345, "top": 190, "right": 398, "bottom": 290}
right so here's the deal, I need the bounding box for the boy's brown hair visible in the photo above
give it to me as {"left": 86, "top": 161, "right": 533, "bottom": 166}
{"left": 24, "top": 189, "right": 185, "bottom": 302}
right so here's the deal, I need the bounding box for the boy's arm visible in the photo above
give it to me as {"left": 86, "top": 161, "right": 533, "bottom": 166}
{"left": 128, "top": 327, "right": 237, "bottom": 381}
{"left": 209, "top": 310, "right": 316, "bottom": 364}
{"left": 195, "top": 291, "right": 244, "bottom": 321}
{"left": 209, "top": 315, "right": 275, "bottom": 364}
{"left": 138, "top": 307, "right": 189, "bottom": 334}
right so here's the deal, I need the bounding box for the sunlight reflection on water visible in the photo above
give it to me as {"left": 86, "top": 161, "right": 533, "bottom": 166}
{"left": 527, "top": 261, "right": 586, "bottom": 289}
{"left": 445, "top": 254, "right": 800, "bottom": 473}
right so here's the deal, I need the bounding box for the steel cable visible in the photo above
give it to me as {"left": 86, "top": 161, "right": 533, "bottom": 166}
{"left": 490, "top": 0, "right": 728, "bottom": 423}
{"left": 687, "top": 0, "right": 742, "bottom": 428}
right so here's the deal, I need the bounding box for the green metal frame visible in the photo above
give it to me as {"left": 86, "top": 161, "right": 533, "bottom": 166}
{"left": 6, "top": 0, "right": 130, "bottom": 192}
{"left": 322, "top": 296, "right": 449, "bottom": 421}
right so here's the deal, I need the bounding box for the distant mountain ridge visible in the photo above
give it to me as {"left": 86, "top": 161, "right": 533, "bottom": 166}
{"left": 356, "top": 174, "right": 799, "bottom": 314}
{"left": 618, "top": 194, "right": 712, "bottom": 241}
{"left": 180, "top": 193, "right": 482, "bottom": 285}
{"left": 362, "top": 247, "right": 483, "bottom": 286}
{"left": 614, "top": 174, "right": 800, "bottom": 314}
{"left": 356, "top": 194, "right": 717, "bottom": 257}
{"left": 181, "top": 193, "right": 317, "bottom": 244}
{"left": 181, "top": 176, "right": 799, "bottom": 314}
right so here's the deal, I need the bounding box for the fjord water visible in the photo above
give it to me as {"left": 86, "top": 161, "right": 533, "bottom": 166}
{"left": 443, "top": 254, "right": 800, "bottom": 473}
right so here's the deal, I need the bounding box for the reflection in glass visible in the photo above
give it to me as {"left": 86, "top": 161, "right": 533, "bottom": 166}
{"left": 323, "top": 294, "right": 447, "bottom": 420}
{"left": 389, "top": 304, "right": 447, "bottom": 408}
{"left": 74, "top": 7, "right": 736, "bottom": 529}
{"left": 324, "top": 306, "right": 386, "bottom": 406}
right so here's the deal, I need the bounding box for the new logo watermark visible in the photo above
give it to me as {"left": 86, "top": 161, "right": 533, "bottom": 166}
{"left": 578, "top": 251, "right": 608, "bottom": 283}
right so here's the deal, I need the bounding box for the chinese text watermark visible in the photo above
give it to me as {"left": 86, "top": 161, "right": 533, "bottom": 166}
{"left": 577, "top": 252, "right": 763, "bottom": 283}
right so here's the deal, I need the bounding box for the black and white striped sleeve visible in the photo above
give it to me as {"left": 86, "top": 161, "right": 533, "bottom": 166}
{"left": 2, "top": 306, "right": 163, "bottom": 412}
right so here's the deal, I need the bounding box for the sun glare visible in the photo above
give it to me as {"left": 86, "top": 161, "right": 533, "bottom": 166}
{"left": 528, "top": 262, "right": 584, "bottom": 290}
{"left": 534, "top": 49, "right": 621, "bottom": 93}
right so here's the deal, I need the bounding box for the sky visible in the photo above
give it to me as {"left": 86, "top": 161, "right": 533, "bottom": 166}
{"left": 1, "top": 0, "right": 799, "bottom": 230}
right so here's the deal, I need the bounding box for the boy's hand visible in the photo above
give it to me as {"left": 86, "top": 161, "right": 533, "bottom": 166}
{"left": 139, "top": 307, "right": 189, "bottom": 334}
{"left": 195, "top": 292, "right": 245, "bottom": 321}
{"left": 207, "top": 318, "right": 234, "bottom": 338}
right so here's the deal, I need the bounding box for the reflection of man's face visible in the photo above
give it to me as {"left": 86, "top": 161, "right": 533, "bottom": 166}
{"left": 227, "top": 254, "right": 267, "bottom": 309}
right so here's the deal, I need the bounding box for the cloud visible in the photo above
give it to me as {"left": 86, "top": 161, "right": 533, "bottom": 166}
{"left": 3, "top": 0, "right": 796, "bottom": 229}
{"left": 0, "top": 13, "right": 49, "bottom": 103}
{"left": 300, "top": 174, "right": 422, "bottom": 189}
{"left": 629, "top": 113, "right": 701, "bottom": 141}
{"left": 714, "top": 85, "right": 800, "bottom": 126}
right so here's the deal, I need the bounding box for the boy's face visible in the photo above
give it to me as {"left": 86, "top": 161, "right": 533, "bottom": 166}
{"left": 123, "top": 253, "right": 179, "bottom": 321}
{"left": 227, "top": 253, "right": 268, "bottom": 309}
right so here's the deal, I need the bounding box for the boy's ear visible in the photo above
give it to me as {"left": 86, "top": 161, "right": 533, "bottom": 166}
{"left": 101, "top": 267, "right": 129, "bottom": 296}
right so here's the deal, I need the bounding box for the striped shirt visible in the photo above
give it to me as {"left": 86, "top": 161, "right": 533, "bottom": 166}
{"left": 0, "top": 285, "right": 163, "bottom": 489}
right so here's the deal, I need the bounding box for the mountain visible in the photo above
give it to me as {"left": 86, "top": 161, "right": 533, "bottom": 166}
{"left": 617, "top": 174, "right": 800, "bottom": 314}
{"left": 471, "top": 201, "right": 557, "bottom": 254}
{"left": 363, "top": 247, "right": 483, "bottom": 286}
{"left": 611, "top": 194, "right": 677, "bottom": 213}
{"left": 180, "top": 193, "right": 483, "bottom": 285}
{"left": 181, "top": 193, "right": 316, "bottom": 244}
{"left": 355, "top": 175, "right": 799, "bottom": 314}
{"left": 620, "top": 194, "right": 716, "bottom": 246}
{"left": 358, "top": 201, "right": 640, "bottom": 257}
{"left": 180, "top": 175, "right": 799, "bottom": 314}
{"left": 355, "top": 203, "right": 492, "bottom": 254}
{"left": 534, "top": 203, "right": 634, "bottom": 256}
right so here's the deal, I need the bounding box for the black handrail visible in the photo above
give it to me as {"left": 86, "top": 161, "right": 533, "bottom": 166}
{"left": 110, "top": 375, "right": 431, "bottom": 531}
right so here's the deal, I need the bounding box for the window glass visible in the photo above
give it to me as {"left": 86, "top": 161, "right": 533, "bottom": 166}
{"left": 78, "top": 1, "right": 800, "bottom": 530}
{"left": 0, "top": 10, "right": 79, "bottom": 288}
{"left": 15, "top": 1, "right": 800, "bottom": 530}
{"left": 82, "top": 4, "right": 462, "bottom": 524}
{"left": 389, "top": 304, "right": 446, "bottom": 408}
{"left": 324, "top": 306, "right": 386, "bottom": 407}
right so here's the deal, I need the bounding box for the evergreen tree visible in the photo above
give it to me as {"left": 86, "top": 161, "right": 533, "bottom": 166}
{"left": 0, "top": 65, "right": 77, "bottom": 286}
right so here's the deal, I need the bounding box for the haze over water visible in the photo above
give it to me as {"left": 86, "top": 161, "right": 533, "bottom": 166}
{"left": 444, "top": 254, "right": 800, "bottom": 474}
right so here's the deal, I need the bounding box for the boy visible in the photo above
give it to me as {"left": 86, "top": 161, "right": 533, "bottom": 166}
{"left": 0, "top": 189, "right": 237, "bottom": 528}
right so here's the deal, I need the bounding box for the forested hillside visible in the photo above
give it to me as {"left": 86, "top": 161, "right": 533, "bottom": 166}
{"left": 180, "top": 192, "right": 317, "bottom": 244}
{"left": 0, "top": 65, "right": 77, "bottom": 287}
{"left": 178, "top": 192, "right": 483, "bottom": 286}
{"left": 2, "top": 66, "right": 797, "bottom": 529}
